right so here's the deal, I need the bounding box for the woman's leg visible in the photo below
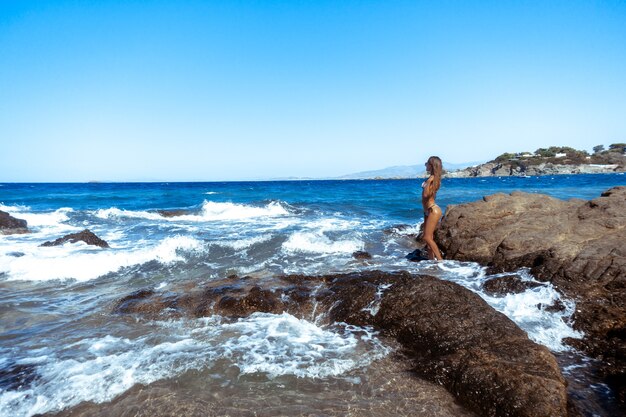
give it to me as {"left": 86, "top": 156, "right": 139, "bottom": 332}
{"left": 423, "top": 206, "right": 443, "bottom": 260}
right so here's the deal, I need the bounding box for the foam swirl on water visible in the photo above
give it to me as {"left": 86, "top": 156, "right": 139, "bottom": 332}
{"left": 94, "top": 201, "right": 290, "bottom": 222}
{"left": 0, "top": 235, "right": 205, "bottom": 282}
{"left": 0, "top": 313, "right": 389, "bottom": 417}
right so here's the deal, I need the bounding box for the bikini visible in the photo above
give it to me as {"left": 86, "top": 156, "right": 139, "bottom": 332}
{"left": 422, "top": 180, "right": 440, "bottom": 217}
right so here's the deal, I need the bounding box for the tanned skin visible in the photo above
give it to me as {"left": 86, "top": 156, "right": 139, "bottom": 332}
{"left": 421, "top": 156, "right": 443, "bottom": 261}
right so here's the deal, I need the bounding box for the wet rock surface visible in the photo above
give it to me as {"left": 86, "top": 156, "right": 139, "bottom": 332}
{"left": 114, "top": 271, "right": 569, "bottom": 417}
{"left": 0, "top": 210, "right": 28, "bottom": 235}
{"left": 156, "top": 209, "right": 195, "bottom": 217}
{"left": 482, "top": 275, "right": 543, "bottom": 296}
{"left": 352, "top": 250, "right": 372, "bottom": 260}
{"left": 405, "top": 248, "right": 429, "bottom": 262}
{"left": 436, "top": 186, "right": 626, "bottom": 408}
{"left": 40, "top": 229, "right": 110, "bottom": 248}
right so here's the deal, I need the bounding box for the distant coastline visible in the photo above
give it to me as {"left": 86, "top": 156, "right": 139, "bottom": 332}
{"left": 445, "top": 144, "right": 626, "bottom": 178}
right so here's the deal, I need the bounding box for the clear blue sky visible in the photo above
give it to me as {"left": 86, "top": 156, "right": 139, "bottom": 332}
{"left": 1, "top": 0, "right": 625, "bottom": 181}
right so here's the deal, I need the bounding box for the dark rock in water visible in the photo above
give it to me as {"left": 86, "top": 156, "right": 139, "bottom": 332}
{"left": 0, "top": 210, "right": 28, "bottom": 235}
{"left": 7, "top": 251, "right": 25, "bottom": 257}
{"left": 482, "top": 275, "right": 543, "bottom": 296}
{"left": 40, "top": 229, "right": 109, "bottom": 248}
{"left": 0, "top": 363, "right": 39, "bottom": 391}
{"left": 114, "top": 271, "right": 569, "bottom": 417}
{"left": 406, "top": 248, "right": 429, "bottom": 262}
{"left": 436, "top": 186, "right": 626, "bottom": 408}
{"left": 115, "top": 289, "right": 157, "bottom": 314}
{"left": 156, "top": 209, "right": 194, "bottom": 218}
{"left": 212, "top": 286, "right": 283, "bottom": 318}
{"left": 352, "top": 250, "right": 372, "bottom": 260}
{"left": 541, "top": 299, "right": 566, "bottom": 313}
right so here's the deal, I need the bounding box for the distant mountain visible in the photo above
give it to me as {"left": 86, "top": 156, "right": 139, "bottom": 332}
{"left": 337, "top": 161, "right": 485, "bottom": 180}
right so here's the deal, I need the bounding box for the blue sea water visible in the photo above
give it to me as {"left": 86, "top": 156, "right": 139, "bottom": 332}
{"left": 0, "top": 174, "right": 624, "bottom": 417}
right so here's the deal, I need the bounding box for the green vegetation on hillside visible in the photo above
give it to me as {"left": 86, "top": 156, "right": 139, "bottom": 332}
{"left": 491, "top": 144, "right": 625, "bottom": 167}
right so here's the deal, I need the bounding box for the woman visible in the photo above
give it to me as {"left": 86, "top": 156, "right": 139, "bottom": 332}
{"left": 421, "top": 156, "right": 444, "bottom": 260}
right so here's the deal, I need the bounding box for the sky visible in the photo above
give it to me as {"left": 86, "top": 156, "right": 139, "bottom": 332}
{"left": 1, "top": 0, "right": 625, "bottom": 182}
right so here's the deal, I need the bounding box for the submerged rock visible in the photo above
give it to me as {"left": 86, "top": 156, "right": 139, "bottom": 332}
{"left": 0, "top": 363, "right": 39, "bottom": 391}
{"left": 436, "top": 186, "right": 626, "bottom": 407}
{"left": 156, "top": 209, "right": 195, "bottom": 218}
{"left": 0, "top": 210, "right": 28, "bottom": 235}
{"left": 114, "top": 271, "right": 569, "bottom": 417}
{"left": 482, "top": 275, "right": 543, "bottom": 296}
{"left": 352, "top": 250, "right": 372, "bottom": 260}
{"left": 405, "top": 248, "right": 429, "bottom": 262}
{"left": 40, "top": 229, "right": 110, "bottom": 248}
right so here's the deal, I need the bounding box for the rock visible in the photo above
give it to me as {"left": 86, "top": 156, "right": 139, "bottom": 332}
{"left": 482, "top": 275, "right": 543, "bottom": 296}
{"left": 352, "top": 250, "right": 372, "bottom": 260}
{"left": 156, "top": 209, "right": 194, "bottom": 218}
{"left": 374, "top": 273, "right": 568, "bottom": 417}
{"left": 445, "top": 150, "right": 626, "bottom": 178}
{"left": 40, "top": 229, "right": 110, "bottom": 248}
{"left": 0, "top": 210, "right": 28, "bottom": 235}
{"left": 405, "top": 248, "right": 429, "bottom": 262}
{"left": 541, "top": 299, "right": 566, "bottom": 313}
{"left": 114, "top": 271, "right": 569, "bottom": 417}
{"left": 436, "top": 186, "right": 626, "bottom": 407}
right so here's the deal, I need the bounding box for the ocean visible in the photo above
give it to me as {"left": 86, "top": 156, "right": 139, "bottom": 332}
{"left": 1, "top": 173, "right": 624, "bottom": 417}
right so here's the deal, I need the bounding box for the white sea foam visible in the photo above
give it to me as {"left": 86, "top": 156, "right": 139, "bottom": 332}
{"left": 204, "top": 191, "right": 219, "bottom": 195}
{"left": 0, "top": 335, "right": 213, "bottom": 417}
{"left": 94, "top": 207, "right": 163, "bottom": 221}
{"left": 389, "top": 224, "right": 422, "bottom": 236}
{"left": 484, "top": 284, "right": 582, "bottom": 351}
{"left": 0, "top": 206, "right": 76, "bottom": 235}
{"left": 0, "top": 313, "right": 389, "bottom": 417}
{"left": 0, "top": 203, "right": 30, "bottom": 213}
{"left": 14, "top": 208, "right": 74, "bottom": 228}
{"left": 94, "top": 201, "right": 290, "bottom": 222}
{"left": 198, "top": 201, "right": 289, "bottom": 221}
{"left": 220, "top": 313, "right": 389, "bottom": 378}
{"left": 282, "top": 231, "right": 362, "bottom": 254}
{"left": 0, "top": 235, "right": 205, "bottom": 282}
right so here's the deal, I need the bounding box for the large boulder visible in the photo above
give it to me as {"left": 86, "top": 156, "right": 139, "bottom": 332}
{"left": 0, "top": 210, "right": 28, "bottom": 235}
{"left": 40, "top": 229, "right": 110, "bottom": 248}
{"left": 436, "top": 186, "right": 626, "bottom": 406}
{"left": 114, "top": 271, "right": 569, "bottom": 417}
{"left": 373, "top": 274, "right": 568, "bottom": 417}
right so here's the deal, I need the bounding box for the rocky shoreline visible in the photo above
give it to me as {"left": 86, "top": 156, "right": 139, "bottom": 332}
{"left": 114, "top": 271, "right": 570, "bottom": 417}
{"left": 436, "top": 186, "right": 626, "bottom": 410}
{"left": 445, "top": 162, "right": 624, "bottom": 178}
{"left": 444, "top": 146, "right": 626, "bottom": 178}
{"left": 4, "top": 186, "right": 624, "bottom": 415}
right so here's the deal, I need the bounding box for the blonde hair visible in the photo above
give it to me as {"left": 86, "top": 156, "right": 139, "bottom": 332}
{"left": 427, "top": 156, "right": 442, "bottom": 195}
